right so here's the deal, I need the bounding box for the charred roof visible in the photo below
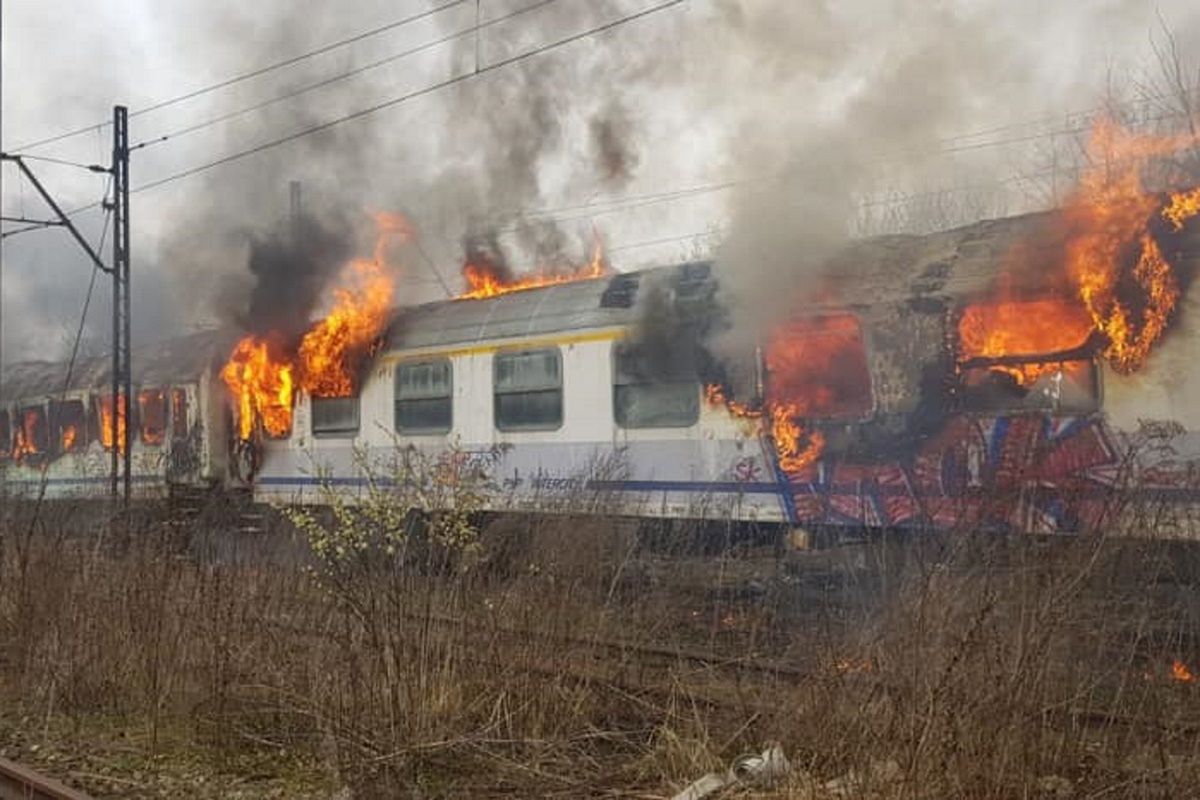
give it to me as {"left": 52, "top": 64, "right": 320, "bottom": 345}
{"left": 0, "top": 328, "right": 238, "bottom": 405}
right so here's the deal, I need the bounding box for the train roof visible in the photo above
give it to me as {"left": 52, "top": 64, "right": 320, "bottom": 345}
{"left": 0, "top": 328, "right": 238, "bottom": 405}
{"left": 378, "top": 208, "right": 1104, "bottom": 350}
{"left": 382, "top": 260, "right": 710, "bottom": 351}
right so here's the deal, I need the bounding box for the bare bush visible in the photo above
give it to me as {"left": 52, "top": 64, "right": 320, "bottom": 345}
{"left": 0, "top": 454, "right": 1198, "bottom": 797}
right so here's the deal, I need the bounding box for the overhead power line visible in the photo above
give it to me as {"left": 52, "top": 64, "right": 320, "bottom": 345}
{"left": 931, "top": 85, "right": 1200, "bottom": 148}
{"left": 129, "top": 0, "right": 560, "bottom": 152}
{"left": 609, "top": 228, "right": 722, "bottom": 255}
{"left": 9, "top": 0, "right": 472, "bottom": 153}
{"left": 133, "top": 70, "right": 1194, "bottom": 201}
{"left": 128, "top": 0, "right": 689, "bottom": 196}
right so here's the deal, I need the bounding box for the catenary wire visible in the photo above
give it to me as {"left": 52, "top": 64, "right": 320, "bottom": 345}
{"left": 126, "top": 0, "right": 690, "bottom": 196}
{"left": 8, "top": 0, "right": 472, "bottom": 153}
{"left": 129, "top": 0, "right": 562, "bottom": 152}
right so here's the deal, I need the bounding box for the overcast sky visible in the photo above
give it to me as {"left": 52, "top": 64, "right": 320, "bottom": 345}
{"left": 2, "top": 0, "right": 1199, "bottom": 363}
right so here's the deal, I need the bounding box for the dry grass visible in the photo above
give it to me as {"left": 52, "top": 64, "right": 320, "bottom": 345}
{"left": 0, "top": 487, "right": 1198, "bottom": 799}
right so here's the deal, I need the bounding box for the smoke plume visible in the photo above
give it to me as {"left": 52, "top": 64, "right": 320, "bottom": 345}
{"left": 3, "top": 0, "right": 1200, "bottom": 364}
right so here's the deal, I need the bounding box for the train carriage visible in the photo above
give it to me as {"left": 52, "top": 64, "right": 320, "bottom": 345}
{"left": 3, "top": 209, "right": 1199, "bottom": 538}
{"left": 0, "top": 329, "right": 237, "bottom": 500}
{"left": 252, "top": 261, "right": 788, "bottom": 522}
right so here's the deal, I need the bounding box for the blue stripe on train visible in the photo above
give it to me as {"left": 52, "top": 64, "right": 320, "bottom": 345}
{"left": 254, "top": 476, "right": 787, "bottom": 493}
{"left": 253, "top": 475, "right": 1200, "bottom": 503}
{"left": 4, "top": 475, "right": 162, "bottom": 486}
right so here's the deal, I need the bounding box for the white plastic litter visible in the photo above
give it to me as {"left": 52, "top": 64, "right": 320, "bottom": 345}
{"left": 670, "top": 742, "right": 790, "bottom": 800}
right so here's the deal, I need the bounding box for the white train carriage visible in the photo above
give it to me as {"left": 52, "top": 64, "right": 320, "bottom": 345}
{"left": 253, "top": 263, "right": 789, "bottom": 522}
{"left": 0, "top": 329, "right": 237, "bottom": 499}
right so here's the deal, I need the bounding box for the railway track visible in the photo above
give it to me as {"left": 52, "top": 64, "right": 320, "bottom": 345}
{"left": 0, "top": 757, "right": 93, "bottom": 800}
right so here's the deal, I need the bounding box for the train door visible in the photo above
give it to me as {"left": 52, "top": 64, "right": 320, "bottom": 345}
{"left": 166, "top": 387, "right": 199, "bottom": 482}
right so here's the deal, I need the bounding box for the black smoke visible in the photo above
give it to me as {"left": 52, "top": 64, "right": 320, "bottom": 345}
{"left": 461, "top": 229, "right": 514, "bottom": 285}
{"left": 236, "top": 213, "right": 353, "bottom": 341}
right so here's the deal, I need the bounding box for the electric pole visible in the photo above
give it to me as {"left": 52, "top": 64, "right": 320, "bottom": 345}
{"left": 110, "top": 106, "right": 131, "bottom": 505}
{"left": 0, "top": 106, "right": 130, "bottom": 506}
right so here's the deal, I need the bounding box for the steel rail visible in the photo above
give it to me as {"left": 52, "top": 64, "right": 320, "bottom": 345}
{"left": 0, "top": 756, "right": 95, "bottom": 800}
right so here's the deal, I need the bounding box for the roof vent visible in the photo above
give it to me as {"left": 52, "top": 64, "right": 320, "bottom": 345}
{"left": 600, "top": 272, "right": 641, "bottom": 308}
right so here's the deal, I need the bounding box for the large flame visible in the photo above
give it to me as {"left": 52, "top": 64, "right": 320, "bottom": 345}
{"left": 297, "top": 258, "right": 394, "bottom": 398}
{"left": 222, "top": 213, "right": 405, "bottom": 441}
{"left": 1163, "top": 187, "right": 1200, "bottom": 230}
{"left": 221, "top": 336, "right": 294, "bottom": 440}
{"left": 959, "top": 119, "right": 1198, "bottom": 382}
{"left": 459, "top": 234, "right": 608, "bottom": 299}
{"left": 97, "top": 395, "right": 128, "bottom": 454}
{"left": 958, "top": 297, "right": 1094, "bottom": 386}
{"left": 1064, "top": 122, "right": 1177, "bottom": 375}
{"left": 706, "top": 313, "right": 871, "bottom": 473}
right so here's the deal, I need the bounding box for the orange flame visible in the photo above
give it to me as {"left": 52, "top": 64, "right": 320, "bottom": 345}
{"left": 833, "top": 657, "right": 873, "bottom": 675}
{"left": 459, "top": 234, "right": 608, "bottom": 299}
{"left": 959, "top": 119, "right": 1198, "bottom": 381}
{"left": 1163, "top": 187, "right": 1200, "bottom": 230}
{"left": 704, "top": 383, "right": 761, "bottom": 418}
{"left": 770, "top": 404, "right": 826, "bottom": 473}
{"left": 1173, "top": 659, "right": 1195, "bottom": 683}
{"left": 221, "top": 336, "right": 295, "bottom": 441}
{"left": 297, "top": 258, "right": 394, "bottom": 398}
{"left": 61, "top": 424, "right": 78, "bottom": 452}
{"left": 705, "top": 313, "right": 870, "bottom": 474}
{"left": 97, "top": 395, "right": 128, "bottom": 454}
{"left": 1062, "top": 119, "right": 1197, "bottom": 375}
{"left": 958, "top": 298, "right": 1094, "bottom": 386}
{"left": 137, "top": 389, "right": 167, "bottom": 446}
{"left": 222, "top": 213, "right": 406, "bottom": 441}
{"left": 11, "top": 409, "right": 41, "bottom": 461}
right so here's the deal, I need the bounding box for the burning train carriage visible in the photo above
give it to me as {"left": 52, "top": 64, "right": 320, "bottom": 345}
{"left": 250, "top": 205, "right": 1200, "bottom": 536}
{"left": 249, "top": 262, "right": 794, "bottom": 521}
{"left": 0, "top": 329, "right": 237, "bottom": 498}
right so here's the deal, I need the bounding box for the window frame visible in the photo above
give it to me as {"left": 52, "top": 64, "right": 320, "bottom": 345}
{"left": 14, "top": 404, "right": 50, "bottom": 457}
{"left": 394, "top": 358, "right": 453, "bottom": 435}
{"left": 958, "top": 357, "right": 1101, "bottom": 414}
{"left": 137, "top": 388, "right": 168, "bottom": 447}
{"left": 310, "top": 395, "right": 361, "bottom": 438}
{"left": 170, "top": 388, "right": 189, "bottom": 439}
{"left": 493, "top": 347, "right": 564, "bottom": 432}
{"left": 94, "top": 393, "right": 136, "bottom": 451}
{"left": 49, "top": 398, "right": 88, "bottom": 454}
{"left": 611, "top": 342, "right": 701, "bottom": 430}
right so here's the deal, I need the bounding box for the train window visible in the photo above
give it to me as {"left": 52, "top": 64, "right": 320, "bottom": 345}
{"left": 95, "top": 394, "right": 133, "bottom": 451}
{"left": 170, "top": 389, "right": 188, "bottom": 438}
{"left": 13, "top": 406, "right": 49, "bottom": 459}
{"left": 312, "top": 396, "right": 360, "bottom": 437}
{"left": 613, "top": 344, "right": 699, "bottom": 429}
{"left": 138, "top": 389, "right": 167, "bottom": 446}
{"left": 395, "top": 359, "right": 452, "bottom": 434}
{"left": 0, "top": 411, "right": 9, "bottom": 456}
{"left": 494, "top": 348, "right": 562, "bottom": 431}
{"left": 50, "top": 400, "right": 86, "bottom": 453}
{"left": 764, "top": 313, "right": 873, "bottom": 419}
{"left": 960, "top": 359, "right": 1099, "bottom": 412}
